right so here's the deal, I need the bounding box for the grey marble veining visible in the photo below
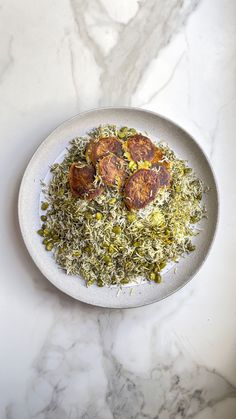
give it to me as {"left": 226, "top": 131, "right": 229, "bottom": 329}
{"left": 0, "top": 35, "right": 13, "bottom": 84}
{"left": 5, "top": 302, "right": 236, "bottom": 418}
{"left": 69, "top": 0, "right": 201, "bottom": 106}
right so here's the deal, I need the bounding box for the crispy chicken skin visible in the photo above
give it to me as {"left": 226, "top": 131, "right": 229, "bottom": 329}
{"left": 124, "top": 169, "right": 160, "bottom": 210}
{"left": 124, "top": 165, "right": 171, "bottom": 210}
{"left": 86, "top": 136, "right": 123, "bottom": 165}
{"left": 125, "top": 134, "right": 156, "bottom": 162}
{"left": 151, "top": 147, "right": 171, "bottom": 169}
{"left": 97, "top": 154, "right": 126, "bottom": 188}
{"left": 68, "top": 163, "right": 104, "bottom": 200}
{"left": 70, "top": 132, "right": 171, "bottom": 206}
{"left": 151, "top": 147, "right": 164, "bottom": 164}
{"left": 126, "top": 134, "right": 171, "bottom": 169}
{"left": 154, "top": 165, "right": 171, "bottom": 188}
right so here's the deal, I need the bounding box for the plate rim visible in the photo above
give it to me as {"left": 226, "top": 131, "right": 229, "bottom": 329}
{"left": 18, "top": 106, "right": 219, "bottom": 308}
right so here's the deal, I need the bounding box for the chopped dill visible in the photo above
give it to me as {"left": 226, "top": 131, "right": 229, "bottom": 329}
{"left": 38, "top": 124, "right": 206, "bottom": 287}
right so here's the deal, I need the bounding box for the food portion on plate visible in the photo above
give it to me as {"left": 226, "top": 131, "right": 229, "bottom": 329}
{"left": 38, "top": 124, "right": 206, "bottom": 287}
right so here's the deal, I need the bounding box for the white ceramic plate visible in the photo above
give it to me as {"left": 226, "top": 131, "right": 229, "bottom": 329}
{"left": 18, "top": 107, "right": 218, "bottom": 308}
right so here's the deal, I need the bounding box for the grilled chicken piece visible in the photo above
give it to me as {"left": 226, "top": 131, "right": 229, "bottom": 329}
{"left": 68, "top": 163, "right": 104, "bottom": 201}
{"left": 86, "top": 136, "right": 123, "bottom": 165}
{"left": 154, "top": 165, "right": 171, "bottom": 188}
{"left": 124, "top": 169, "right": 160, "bottom": 210}
{"left": 125, "top": 134, "right": 156, "bottom": 162}
{"left": 125, "top": 134, "right": 171, "bottom": 169}
{"left": 151, "top": 147, "right": 171, "bottom": 169}
{"left": 124, "top": 165, "right": 171, "bottom": 210}
{"left": 97, "top": 154, "right": 127, "bottom": 188}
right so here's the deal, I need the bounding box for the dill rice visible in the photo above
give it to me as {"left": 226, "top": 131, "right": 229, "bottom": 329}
{"left": 38, "top": 124, "right": 206, "bottom": 287}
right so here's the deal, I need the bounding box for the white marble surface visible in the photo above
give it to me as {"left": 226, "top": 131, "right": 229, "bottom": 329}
{"left": 0, "top": 0, "right": 236, "bottom": 417}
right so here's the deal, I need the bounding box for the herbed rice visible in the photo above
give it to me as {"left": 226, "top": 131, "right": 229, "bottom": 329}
{"left": 39, "top": 124, "right": 206, "bottom": 287}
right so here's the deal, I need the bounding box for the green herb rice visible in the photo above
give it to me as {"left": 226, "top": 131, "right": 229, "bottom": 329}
{"left": 38, "top": 124, "right": 206, "bottom": 287}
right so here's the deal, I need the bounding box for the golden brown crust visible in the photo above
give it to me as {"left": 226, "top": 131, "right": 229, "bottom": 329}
{"left": 68, "top": 163, "right": 104, "bottom": 201}
{"left": 154, "top": 165, "right": 171, "bottom": 188}
{"left": 151, "top": 147, "right": 171, "bottom": 169}
{"left": 124, "top": 169, "right": 160, "bottom": 210}
{"left": 151, "top": 147, "right": 164, "bottom": 164}
{"left": 126, "top": 134, "right": 156, "bottom": 162}
{"left": 86, "top": 136, "right": 123, "bottom": 165}
{"left": 97, "top": 154, "right": 127, "bottom": 188}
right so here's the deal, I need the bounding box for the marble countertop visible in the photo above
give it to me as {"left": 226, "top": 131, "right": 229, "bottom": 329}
{"left": 1, "top": 0, "right": 236, "bottom": 418}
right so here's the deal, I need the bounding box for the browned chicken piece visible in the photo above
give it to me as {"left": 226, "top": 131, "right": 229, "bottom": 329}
{"left": 154, "top": 165, "right": 171, "bottom": 188}
{"left": 126, "top": 134, "right": 171, "bottom": 169}
{"left": 97, "top": 154, "right": 127, "bottom": 188}
{"left": 86, "top": 136, "right": 123, "bottom": 165}
{"left": 125, "top": 134, "right": 156, "bottom": 162}
{"left": 68, "top": 163, "right": 104, "bottom": 201}
{"left": 151, "top": 147, "right": 171, "bottom": 169}
{"left": 124, "top": 169, "right": 160, "bottom": 210}
{"left": 151, "top": 147, "right": 164, "bottom": 164}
